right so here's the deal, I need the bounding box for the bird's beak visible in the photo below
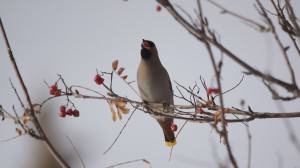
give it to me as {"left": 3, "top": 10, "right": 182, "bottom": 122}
{"left": 142, "top": 39, "right": 151, "bottom": 49}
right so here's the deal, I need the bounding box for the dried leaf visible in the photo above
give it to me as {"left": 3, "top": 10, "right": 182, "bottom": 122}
{"left": 112, "top": 59, "right": 119, "bottom": 71}
{"left": 116, "top": 108, "right": 122, "bottom": 120}
{"left": 119, "top": 106, "right": 130, "bottom": 114}
{"left": 109, "top": 103, "right": 117, "bottom": 122}
{"left": 16, "top": 128, "right": 22, "bottom": 135}
{"left": 114, "top": 100, "right": 126, "bottom": 107}
{"left": 121, "top": 75, "right": 128, "bottom": 80}
{"left": 22, "top": 115, "right": 31, "bottom": 125}
{"left": 112, "top": 111, "right": 117, "bottom": 122}
{"left": 117, "top": 67, "right": 125, "bottom": 75}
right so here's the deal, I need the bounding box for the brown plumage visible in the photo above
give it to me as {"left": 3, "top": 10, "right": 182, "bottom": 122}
{"left": 137, "top": 39, "right": 176, "bottom": 147}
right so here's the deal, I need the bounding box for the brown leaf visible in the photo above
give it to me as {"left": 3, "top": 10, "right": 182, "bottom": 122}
{"left": 16, "top": 128, "right": 22, "bottom": 135}
{"left": 121, "top": 75, "right": 128, "bottom": 80}
{"left": 117, "top": 67, "right": 125, "bottom": 75}
{"left": 116, "top": 107, "right": 122, "bottom": 120}
{"left": 112, "top": 111, "right": 117, "bottom": 122}
{"left": 22, "top": 115, "right": 31, "bottom": 125}
{"left": 119, "top": 106, "right": 130, "bottom": 114}
{"left": 109, "top": 103, "right": 117, "bottom": 122}
{"left": 112, "top": 59, "right": 119, "bottom": 71}
{"left": 114, "top": 100, "right": 126, "bottom": 107}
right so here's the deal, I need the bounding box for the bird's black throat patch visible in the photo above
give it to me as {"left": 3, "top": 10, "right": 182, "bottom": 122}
{"left": 141, "top": 48, "right": 151, "bottom": 60}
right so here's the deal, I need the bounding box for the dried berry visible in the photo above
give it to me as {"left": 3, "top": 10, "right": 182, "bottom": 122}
{"left": 156, "top": 5, "right": 162, "bottom": 12}
{"left": 207, "top": 88, "right": 220, "bottom": 95}
{"left": 94, "top": 74, "right": 104, "bottom": 85}
{"left": 171, "top": 123, "right": 178, "bottom": 132}
{"left": 73, "top": 109, "right": 80, "bottom": 117}
{"left": 54, "top": 90, "right": 61, "bottom": 96}
{"left": 66, "top": 109, "right": 73, "bottom": 116}
{"left": 60, "top": 105, "right": 66, "bottom": 113}
{"left": 59, "top": 110, "right": 66, "bottom": 118}
{"left": 50, "top": 84, "right": 59, "bottom": 95}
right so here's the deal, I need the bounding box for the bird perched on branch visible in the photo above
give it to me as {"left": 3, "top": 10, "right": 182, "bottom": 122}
{"left": 137, "top": 39, "right": 176, "bottom": 147}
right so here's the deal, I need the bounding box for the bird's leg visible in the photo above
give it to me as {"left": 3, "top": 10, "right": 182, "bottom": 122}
{"left": 162, "top": 102, "right": 170, "bottom": 113}
{"left": 142, "top": 101, "right": 154, "bottom": 114}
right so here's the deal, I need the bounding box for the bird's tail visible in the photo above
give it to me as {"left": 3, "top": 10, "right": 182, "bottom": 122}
{"left": 158, "top": 118, "right": 176, "bottom": 147}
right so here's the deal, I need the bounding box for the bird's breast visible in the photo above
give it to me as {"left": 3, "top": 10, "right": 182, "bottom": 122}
{"left": 137, "top": 63, "right": 173, "bottom": 104}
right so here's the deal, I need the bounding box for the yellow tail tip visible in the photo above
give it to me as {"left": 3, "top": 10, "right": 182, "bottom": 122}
{"left": 165, "top": 140, "right": 176, "bottom": 148}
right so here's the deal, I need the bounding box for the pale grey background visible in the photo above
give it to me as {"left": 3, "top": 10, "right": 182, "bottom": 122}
{"left": 0, "top": 0, "right": 300, "bottom": 168}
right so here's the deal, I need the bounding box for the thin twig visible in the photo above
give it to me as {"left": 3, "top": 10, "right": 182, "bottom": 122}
{"left": 267, "top": 0, "right": 297, "bottom": 86}
{"left": 66, "top": 136, "right": 86, "bottom": 168}
{"left": 206, "top": 0, "right": 267, "bottom": 31}
{"left": 246, "top": 125, "right": 252, "bottom": 168}
{"left": 9, "top": 78, "right": 25, "bottom": 110}
{"left": 0, "top": 135, "right": 23, "bottom": 142}
{"left": 214, "top": 75, "right": 244, "bottom": 99}
{"left": 103, "top": 107, "right": 137, "bottom": 155}
{"left": 106, "top": 158, "right": 152, "bottom": 168}
{"left": 169, "top": 120, "right": 188, "bottom": 161}
{"left": 0, "top": 17, "right": 70, "bottom": 168}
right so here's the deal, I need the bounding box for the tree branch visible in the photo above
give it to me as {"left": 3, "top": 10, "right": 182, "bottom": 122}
{"left": 0, "top": 17, "right": 70, "bottom": 168}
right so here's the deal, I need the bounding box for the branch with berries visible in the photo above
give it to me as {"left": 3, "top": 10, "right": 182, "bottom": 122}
{"left": 38, "top": 59, "right": 300, "bottom": 125}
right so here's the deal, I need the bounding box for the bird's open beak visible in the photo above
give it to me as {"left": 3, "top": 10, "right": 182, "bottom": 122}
{"left": 142, "top": 39, "right": 151, "bottom": 49}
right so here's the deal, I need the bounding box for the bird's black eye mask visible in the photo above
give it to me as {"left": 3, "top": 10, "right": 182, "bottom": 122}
{"left": 141, "top": 48, "right": 151, "bottom": 60}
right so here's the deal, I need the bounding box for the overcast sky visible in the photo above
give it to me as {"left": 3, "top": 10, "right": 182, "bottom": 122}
{"left": 0, "top": 0, "right": 300, "bottom": 168}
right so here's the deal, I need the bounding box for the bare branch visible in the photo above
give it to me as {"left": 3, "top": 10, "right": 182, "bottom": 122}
{"left": 206, "top": 0, "right": 268, "bottom": 31}
{"left": 0, "top": 17, "right": 70, "bottom": 168}
{"left": 157, "top": 0, "right": 300, "bottom": 99}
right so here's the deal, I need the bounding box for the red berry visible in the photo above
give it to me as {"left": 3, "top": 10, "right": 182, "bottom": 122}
{"left": 207, "top": 88, "right": 220, "bottom": 95}
{"left": 156, "top": 5, "right": 162, "bottom": 12}
{"left": 66, "top": 109, "right": 73, "bottom": 116}
{"left": 60, "top": 105, "right": 66, "bottom": 113}
{"left": 73, "top": 109, "right": 80, "bottom": 117}
{"left": 171, "top": 123, "right": 178, "bottom": 132}
{"left": 50, "top": 84, "right": 59, "bottom": 95}
{"left": 59, "top": 110, "right": 66, "bottom": 118}
{"left": 54, "top": 90, "right": 61, "bottom": 96}
{"left": 94, "top": 74, "right": 104, "bottom": 85}
{"left": 50, "top": 89, "right": 56, "bottom": 95}
{"left": 50, "top": 84, "right": 58, "bottom": 91}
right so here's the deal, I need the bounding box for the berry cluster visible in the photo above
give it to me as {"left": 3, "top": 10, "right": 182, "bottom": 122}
{"left": 49, "top": 83, "right": 61, "bottom": 96}
{"left": 59, "top": 105, "right": 80, "bottom": 118}
{"left": 171, "top": 123, "right": 178, "bottom": 132}
{"left": 94, "top": 74, "right": 104, "bottom": 85}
